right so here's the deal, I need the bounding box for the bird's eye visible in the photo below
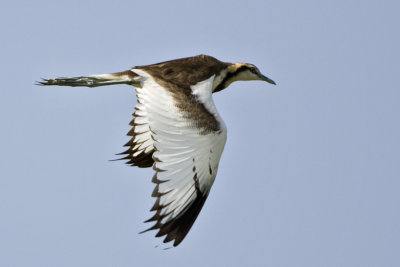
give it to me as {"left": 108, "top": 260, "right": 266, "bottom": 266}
{"left": 250, "top": 68, "right": 257, "bottom": 74}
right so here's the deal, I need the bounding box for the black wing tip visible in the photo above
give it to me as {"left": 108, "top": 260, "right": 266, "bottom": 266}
{"left": 141, "top": 191, "right": 209, "bottom": 247}
{"left": 111, "top": 150, "right": 154, "bottom": 168}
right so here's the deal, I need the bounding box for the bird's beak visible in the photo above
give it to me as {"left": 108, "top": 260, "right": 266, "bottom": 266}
{"left": 260, "top": 74, "right": 276, "bottom": 85}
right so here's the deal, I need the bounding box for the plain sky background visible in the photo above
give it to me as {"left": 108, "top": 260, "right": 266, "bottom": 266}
{"left": 1, "top": 0, "right": 399, "bottom": 266}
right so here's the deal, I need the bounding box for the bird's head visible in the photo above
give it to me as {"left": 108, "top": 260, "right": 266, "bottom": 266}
{"left": 213, "top": 62, "right": 275, "bottom": 92}
{"left": 228, "top": 63, "right": 276, "bottom": 84}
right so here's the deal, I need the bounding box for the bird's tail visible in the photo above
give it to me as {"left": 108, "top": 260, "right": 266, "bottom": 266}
{"left": 37, "top": 70, "right": 140, "bottom": 87}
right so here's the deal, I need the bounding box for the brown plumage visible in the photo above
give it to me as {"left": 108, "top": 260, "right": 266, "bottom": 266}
{"left": 136, "top": 55, "right": 230, "bottom": 88}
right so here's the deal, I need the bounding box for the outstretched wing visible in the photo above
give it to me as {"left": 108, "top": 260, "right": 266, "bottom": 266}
{"left": 136, "top": 70, "right": 227, "bottom": 246}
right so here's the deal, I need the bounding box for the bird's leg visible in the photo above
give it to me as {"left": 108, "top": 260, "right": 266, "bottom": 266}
{"left": 37, "top": 71, "right": 140, "bottom": 88}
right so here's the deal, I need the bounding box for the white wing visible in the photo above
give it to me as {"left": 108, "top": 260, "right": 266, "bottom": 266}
{"left": 135, "top": 70, "right": 227, "bottom": 246}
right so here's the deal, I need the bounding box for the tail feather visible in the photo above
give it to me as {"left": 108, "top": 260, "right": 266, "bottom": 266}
{"left": 37, "top": 70, "right": 140, "bottom": 87}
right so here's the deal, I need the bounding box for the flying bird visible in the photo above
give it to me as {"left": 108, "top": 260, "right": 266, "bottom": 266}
{"left": 38, "top": 55, "right": 275, "bottom": 246}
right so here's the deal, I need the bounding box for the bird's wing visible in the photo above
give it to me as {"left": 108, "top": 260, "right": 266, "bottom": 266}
{"left": 135, "top": 70, "right": 227, "bottom": 246}
{"left": 118, "top": 90, "right": 155, "bottom": 168}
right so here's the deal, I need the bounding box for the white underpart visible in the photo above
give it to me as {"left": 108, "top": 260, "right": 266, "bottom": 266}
{"left": 192, "top": 75, "right": 225, "bottom": 127}
{"left": 132, "top": 69, "right": 227, "bottom": 224}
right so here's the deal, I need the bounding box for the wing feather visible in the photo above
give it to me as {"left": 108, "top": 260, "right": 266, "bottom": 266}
{"left": 116, "top": 80, "right": 155, "bottom": 167}
{"left": 136, "top": 71, "right": 227, "bottom": 246}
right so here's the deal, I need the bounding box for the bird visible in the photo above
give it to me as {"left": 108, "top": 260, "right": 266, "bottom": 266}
{"left": 38, "top": 54, "right": 276, "bottom": 246}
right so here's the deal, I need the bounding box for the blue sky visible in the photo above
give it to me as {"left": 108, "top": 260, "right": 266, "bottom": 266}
{"left": 1, "top": 0, "right": 399, "bottom": 266}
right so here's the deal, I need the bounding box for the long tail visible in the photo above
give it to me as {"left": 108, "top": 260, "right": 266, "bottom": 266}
{"left": 37, "top": 70, "right": 140, "bottom": 87}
